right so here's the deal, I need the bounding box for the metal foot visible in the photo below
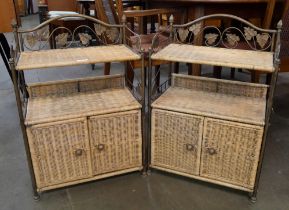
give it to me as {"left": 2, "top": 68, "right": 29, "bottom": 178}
{"left": 33, "top": 192, "right": 41, "bottom": 201}
{"left": 91, "top": 64, "right": 95, "bottom": 70}
{"left": 147, "top": 169, "right": 152, "bottom": 176}
{"left": 249, "top": 192, "right": 257, "bottom": 203}
{"left": 141, "top": 171, "right": 148, "bottom": 177}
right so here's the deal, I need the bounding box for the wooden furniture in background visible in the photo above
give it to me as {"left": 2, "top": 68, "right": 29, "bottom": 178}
{"left": 0, "top": 0, "right": 20, "bottom": 32}
{"left": 280, "top": 1, "right": 289, "bottom": 72}
{"left": 95, "top": 0, "right": 182, "bottom": 87}
{"left": 47, "top": 0, "right": 77, "bottom": 11}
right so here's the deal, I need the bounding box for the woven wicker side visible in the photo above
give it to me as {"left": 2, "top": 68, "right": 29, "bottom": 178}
{"left": 172, "top": 74, "right": 268, "bottom": 98}
{"left": 28, "top": 80, "right": 78, "bottom": 98}
{"left": 217, "top": 82, "right": 268, "bottom": 99}
{"left": 88, "top": 110, "right": 142, "bottom": 175}
{"left": 151, "top": 109, "right": 203, "bottom": 175}
{"left": 26, "top": 118, "right": 93, "bottom": 189}
{"left": 172, "top": 74, "right": 217, "bottom": 92}
{"left": 27, "top": 74, "right": 125, "bottom": 98}
{"left": 200, "top": 118, "right": 264, "bottom": 189}
{"left": 79, "top": 75, "right": 125, "bottom": 92}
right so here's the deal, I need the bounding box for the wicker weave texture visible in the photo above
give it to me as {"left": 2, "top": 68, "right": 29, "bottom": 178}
{"left": 28, "top": 75, "right": 125, "bottom": 98}
{"left": 151, "top": 44, "right": 274, "bottom": 72}
{"left": 26, "top": 88, "right": 141, "bottom": 125}
{"left": 151, "top": 109, "right": 203, "bottom": 175}
{"left": 16, "top": 45, "right": 141, "bottom": 70}
{"left": 200, "top": 118, "right": 264, "bottom": 189}
{"left": 27, "top": 118, "right": 93, "bottom": 189}
{"left": 89, "top": 110, "right": 142, "bottom": 175}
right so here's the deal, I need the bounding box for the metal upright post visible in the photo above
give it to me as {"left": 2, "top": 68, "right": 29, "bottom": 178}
{"left": 250, "top": 20, "right": 282, "bottom": 203}
{"left": 9, "top": 56, "right": 40, "bottom": 201}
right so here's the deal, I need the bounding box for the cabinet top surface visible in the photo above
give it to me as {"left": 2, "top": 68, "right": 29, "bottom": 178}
{"left": 152, "top": 87, "right": 266, "bottom": 126}
{"left": 25, "top": 88, "right": 141, "bottom": 125}
{"left": 151, "top": 44, "right": 274, "bottom": 72}
{"left": 16, "top": 45, "right": 141, "bottom": 70}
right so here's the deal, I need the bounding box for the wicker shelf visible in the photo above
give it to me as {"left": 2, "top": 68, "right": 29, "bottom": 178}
{"left": 152, "top": 78, "right": 267, "bottom": 126}
{"left": 151, "top": 44, "right": 274, "bottom": 72}
{"left": 26, "top": 87, "right": 141, "bottom": 125}
{"left": 16, "top": 45, "right": 141, "bottom": 70}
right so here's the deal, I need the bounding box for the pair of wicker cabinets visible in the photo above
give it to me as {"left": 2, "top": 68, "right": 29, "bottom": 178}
{"left": 10, "top": 14, "right": 281, "bottom": 201}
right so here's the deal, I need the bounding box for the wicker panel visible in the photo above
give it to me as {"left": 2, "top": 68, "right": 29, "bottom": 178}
{"left": 151, "top": 44, "right": 274, "bottom": 72}
{"left": 27, "top": 118, "right": 92, "bottom": 189}
{"left": 28, "top": 80, "right": 79, "bottom": 98}
{"left": 79, "top": 75, "right": 124, "bottom": 92}
{"left": 172, "top": 74, "right": 268, "bottom": 99}
{"left": 151, "top": 109, "right": 203, "bottom": 175}
{"left": 200, "top": 118, "right": 264, "bottom": 189}
{"left": 89, "top": 110, "right": 142, "bottom": 175}
{"left": 27, "top": 75, "right": 125, "bottom": 98}
{"left": 16, "top": 45, "right": 141, "bottom": 70}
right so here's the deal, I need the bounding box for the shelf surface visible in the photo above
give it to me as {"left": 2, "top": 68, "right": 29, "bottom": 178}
{"left": 152, "top": 87, "right": 266, "bottom": 126}
{"left": 151, "top": 44, "right": 274, "bottom": 72}
{"left": 16, "top": 45, "right": 141, "bottom": 70}
{"left": 25, "top": 88, "right": 141, "bottom": 125}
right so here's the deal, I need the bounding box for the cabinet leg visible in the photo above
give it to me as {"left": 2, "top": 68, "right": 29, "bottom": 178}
{"left": 249, "top": 192, "right": 257, "bottom": 203}
{"left": 33, "top": 191, "right": 41, "bottom": 201}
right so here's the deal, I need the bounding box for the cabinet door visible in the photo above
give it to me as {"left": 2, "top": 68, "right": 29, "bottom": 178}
{"left": 89, "top": 110, "right": 142, "bottom": 175}
{"left": 27, "top": 118, "right": 92, "bottom": 189}
{"left": 200, "top": 118, "right": 264, "bottom": 189}
{"left": 151, "top": 109, "right": 203, "bottom": 175}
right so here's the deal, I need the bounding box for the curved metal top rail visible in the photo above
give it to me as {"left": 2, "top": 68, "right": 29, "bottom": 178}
{"left": 15, "top": 14, "right": 124, "bottom": 33}
{"left": 172, "top": 14, "right": 278, "bottom": 33}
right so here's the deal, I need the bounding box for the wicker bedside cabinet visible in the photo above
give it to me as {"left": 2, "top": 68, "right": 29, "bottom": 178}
{"left": 148, "top": 14, "right": 281, "bottom": 201}
{"left": 10, "top": 15, "right": 145, "bottom": 199}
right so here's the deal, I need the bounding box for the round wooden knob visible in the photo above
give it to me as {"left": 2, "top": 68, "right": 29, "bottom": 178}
{"left": 97, "top": 144, "right": 105, "bottom": 151}
{"left": 75, "top": 149, "right": 83, "bottom": 156}
{"left": 186, "top": 144, "right": 195, "bottom": 151}
{"left": 207, "top": 148, "right": 217, "bottom": 155}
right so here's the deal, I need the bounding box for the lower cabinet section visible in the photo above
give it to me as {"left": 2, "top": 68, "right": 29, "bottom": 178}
{"left": 89, "top": 110, "right": 142, "bottom": 175}
{"left": 201, "top": 118, "right": 264, "bottom": 189}
{"left": 151, "top": 109, "right": 203, "bottom": 175}
{"left": 151, "top": 108, "right": 264, "bottom": 191}
{"left": 27, "top": 118, "right": 93, "bottom": 189}
{"left": 27, "top": 110, "right": 142, "bottom": 191}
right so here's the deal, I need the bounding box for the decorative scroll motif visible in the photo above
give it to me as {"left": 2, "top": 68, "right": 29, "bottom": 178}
{"left": 256, "top": 33, "right": 269, "bottom": 48}
{"left": 178, "top": 28, "right": 189, "bottom": 42}
{"left": 205, "top": 33, "right": 219, "bottom": 45}
{"left": 55, "top": 33, "right": 68, "bottom": 47}
{"left": 226, "top": 33, "right": 240, "bottom": 47}
{"left": 174, "top": 23, "right": 273, "bottom": 51}
{"left": 25, "top": 26, "right": 50, "bottom": 48}
{"left": 189, "top": 23, "right": 201, "bottom": 36}
{"left": 79, "top": 33, "right": 92, "bottom": 46}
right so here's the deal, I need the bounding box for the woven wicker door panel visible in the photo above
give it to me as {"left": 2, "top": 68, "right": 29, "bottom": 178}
{"left": 27, "top": 118, "right": 93, "bottom": 189}
{"left": 151, "top": 109, "right": 204, "bottom": 175}
{"left": 89, "top": 110, "right": 142, "bottom": 175}
{"left": 200, "top": 118, "right": 264, "bottom": 189}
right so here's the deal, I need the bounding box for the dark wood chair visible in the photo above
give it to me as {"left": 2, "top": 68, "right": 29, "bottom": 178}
{"left": 95, "top": 0, "right": 183, "bottom": 87}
